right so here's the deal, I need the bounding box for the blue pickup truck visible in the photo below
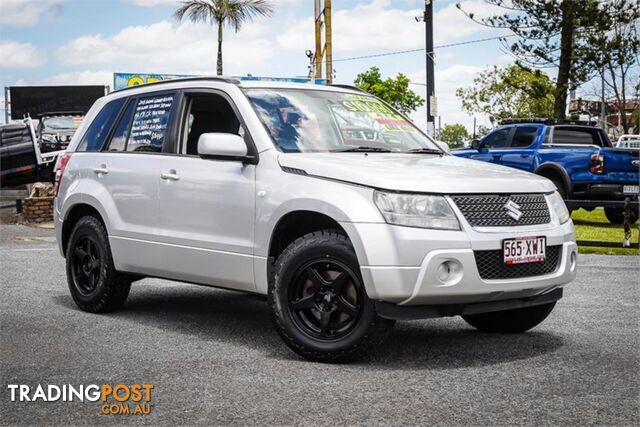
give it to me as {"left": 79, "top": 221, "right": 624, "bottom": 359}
{"left": 453, "top": 120, "right": 640, "bottom": 224}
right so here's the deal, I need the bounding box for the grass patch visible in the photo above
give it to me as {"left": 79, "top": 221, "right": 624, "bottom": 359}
{"left": 572, "top": 208, "right": 639, "bottom": 255}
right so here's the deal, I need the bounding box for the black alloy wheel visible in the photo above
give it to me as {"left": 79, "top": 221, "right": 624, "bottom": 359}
{"left": 288, "top": 259, "right": 362, "bottom": 340}
{"left": 70, "top": 235, "right": 103, "bottom": 296}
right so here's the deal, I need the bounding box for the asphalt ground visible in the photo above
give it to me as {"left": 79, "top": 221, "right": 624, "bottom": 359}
{"left": 0, "top": 223, "right": 638, "bottom": 425}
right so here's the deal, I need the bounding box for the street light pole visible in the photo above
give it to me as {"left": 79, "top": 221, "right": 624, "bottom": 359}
{"left": 424, "top": 0, "right": 435, "bottom": 136}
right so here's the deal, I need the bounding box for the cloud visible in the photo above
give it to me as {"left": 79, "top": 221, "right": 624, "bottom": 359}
{"left": 41, "top": 70, "right": 114, "bottom": 86}
{"left": 129, "top": 0, "right": 178, "bottom": 6}
{"left": 0, "top": 40, "right": 46, "bottom": 68}
{"left": 0, "top": 0, "right": 64, "bottom": 27}
{"left": 277, "top": 0, "right": 504, "bottom": 54}
{"left": 407, "top": 64, "right": 489, "bottom": 132}
{"left": 55, "top": 20, "right": 276, "bottom": 76}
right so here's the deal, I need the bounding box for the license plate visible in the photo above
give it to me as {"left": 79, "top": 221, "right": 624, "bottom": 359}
{"left": 623, "top": 185, "right": 639, "bottom": 195}
{"left": 503, "top": 236, "right": 546, "bottom": 265}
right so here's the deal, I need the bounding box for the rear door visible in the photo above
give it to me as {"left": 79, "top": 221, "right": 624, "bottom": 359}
{"left": 87, "top": 91, "right": 179, "bottom": 275}
{"left": 499, "top": 125, "right": 540, "bottom": 171}
{"left": 154, "top": 89, "right": 257, "bottom": 291}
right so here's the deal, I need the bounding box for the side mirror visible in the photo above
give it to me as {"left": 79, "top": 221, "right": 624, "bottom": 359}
{"left": 197, "top": 133, "right": 255, "bottom": 163}
{"left": 470, "top": 138, "right": 481, "bottom": 150}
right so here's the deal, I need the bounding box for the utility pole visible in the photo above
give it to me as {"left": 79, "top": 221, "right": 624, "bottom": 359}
{"left": 313, "top": 0, "right": 333, "bottom": 84}
{"left": 600, "top": 65, "right": 607, "bottom": 134}
{"left": 424, "top": 0, "right": 435, "bottom": 136}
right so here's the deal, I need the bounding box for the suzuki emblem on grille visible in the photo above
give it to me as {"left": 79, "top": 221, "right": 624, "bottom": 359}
{"left": 504, "top": 200, "right": 523, "bottom": 221}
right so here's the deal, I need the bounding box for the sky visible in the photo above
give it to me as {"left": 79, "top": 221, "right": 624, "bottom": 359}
{"left": 1, "top": 0, "right": 526, "bottom": 130}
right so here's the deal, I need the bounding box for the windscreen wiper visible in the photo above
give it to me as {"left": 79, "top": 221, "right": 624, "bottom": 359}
{"left": 405, "top": 148, "right": 444, "bottom": 155}
{"left": 330, "top": 146, "right": 392, "bottom": 153}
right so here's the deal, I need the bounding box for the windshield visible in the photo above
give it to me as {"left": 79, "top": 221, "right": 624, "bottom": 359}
{"left": 244, "top": 89, "right": 441, "bottom": 153}
{"left": 41, "top": 115, "right": 83, "bottom": 132}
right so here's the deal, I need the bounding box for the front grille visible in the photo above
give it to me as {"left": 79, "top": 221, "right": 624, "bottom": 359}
{"left": 451, "top": 194, "right": 551, "bottom": 227}
{"left": 474, "top": 246, "right": 562, "bottom": 280}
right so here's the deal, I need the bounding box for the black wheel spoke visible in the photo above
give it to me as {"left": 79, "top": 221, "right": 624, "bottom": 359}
{"left": 319, "top": 311, "right": 332, "bottom": 337}
{"left": 305, "top": 267, "right": 328, "bottom": 291}
{"left": 330, "top": 271, "right": 349, "bottom": 293}
{"left": 336, "top": 297, "right": 357, "bottom": 317}
{"left": 74, "top": 247, "right": 88, "bottom": 261}
{"left": 291, "top": 294, "right": 315, "bottom": 310}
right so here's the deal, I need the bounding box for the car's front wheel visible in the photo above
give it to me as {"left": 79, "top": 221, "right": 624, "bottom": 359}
{"left": 462, "top": 302, "right": 556, "bottom": 333}
{"left": 65, "top": 216, "right": 132, "bottom": 313}
{"left": 269, "top": 230, "right": 394, "bottom": 362}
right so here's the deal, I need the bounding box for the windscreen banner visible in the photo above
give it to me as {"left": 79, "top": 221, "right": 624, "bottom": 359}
{"left": 113, "top": 73, "right": 326, "bottom": 90}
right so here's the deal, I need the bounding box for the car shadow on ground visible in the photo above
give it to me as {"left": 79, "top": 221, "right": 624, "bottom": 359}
{"left": 52, "top": 281, "right": 565, "bottom": 370}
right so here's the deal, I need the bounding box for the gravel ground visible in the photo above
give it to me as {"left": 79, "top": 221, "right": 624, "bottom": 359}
{"left": 0, "top": 224, "right": 638, "bottom": 425}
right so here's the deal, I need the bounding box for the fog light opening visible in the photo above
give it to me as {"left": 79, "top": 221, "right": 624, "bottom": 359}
{"left": 436, "top": 260, "right": 463, "bottom": 285}
{"left": 570, "top": 251, "right": 577, "bottom": 272}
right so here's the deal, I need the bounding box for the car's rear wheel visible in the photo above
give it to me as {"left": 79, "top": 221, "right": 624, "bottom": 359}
{"left": 65, "top": 216, "right": 131, "bottom": 313}
{"left": 462, "top": 302, "right": 556, "bottom": 333}
{"left": 269, "top": 230, "right": 394, "bottom": 362}
{"left": 604, "top": 206, "right": 638, "bottom": 225}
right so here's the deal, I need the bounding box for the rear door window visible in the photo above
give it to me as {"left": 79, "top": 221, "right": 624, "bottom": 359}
{"left": 553, "top": 128, "right": 602, "bottom": 147}
{"left": 511, "top": 126, "right": 538, "bottom": 148}
{"left": 76, "top": 98, "right": 125, "bottom": 152}
{"left": 126, "top": 94, "right": 175, "bottom": 152}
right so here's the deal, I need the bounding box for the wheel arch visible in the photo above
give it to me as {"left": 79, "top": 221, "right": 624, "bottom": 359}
{"left": 60, "top": 201, "right": 108, "bottom": 256}
{"left": 535, "top": 162, "right": 572, "bottom": 196}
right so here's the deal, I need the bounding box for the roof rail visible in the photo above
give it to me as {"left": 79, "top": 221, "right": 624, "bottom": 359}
{"left": 500, "top": 118, "right": 598, "bottom": 127}
{"left": 112, "top": 76, "right": 240, "bottom": 93}
{"left": 329, "top": 84, "right": 365, "bottom": 93}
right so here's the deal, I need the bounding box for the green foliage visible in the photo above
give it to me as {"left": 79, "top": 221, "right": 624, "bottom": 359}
{"left": 354, "top": 67, "right": 425, "bottom": 114}
{"left": 456, "top": 0, "right": 636, "bottom": 119}
{"left": 474, "top": 125, "right": 492, "bottom": 139}
{"left": 174, "top": 0, "right": 274, "bottom": 75}
{"left": 456, "top": 65, "right": 555, "bottom": 124}
{"left": 436, "top": 124, "right": 469, "bottom": 148}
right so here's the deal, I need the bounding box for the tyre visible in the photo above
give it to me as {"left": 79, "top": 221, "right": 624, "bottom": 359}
{"left": 269, "top": 230, "right": 394, "bottom": 362}
{"left": 604, "top": 207, "right": 639, "bottom": 225}
{"left": 462, "top": 302, "right": 556, "bottom": 333}
{"left": 548, "top": 176, "right": 568, "bottom": 199}
{"left": 65, "top": 216, "right": 131, "bottom": 313}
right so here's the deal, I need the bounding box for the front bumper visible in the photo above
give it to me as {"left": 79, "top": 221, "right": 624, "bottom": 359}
{"left": 341, "top": 212, "right": 577, "bottom": 306}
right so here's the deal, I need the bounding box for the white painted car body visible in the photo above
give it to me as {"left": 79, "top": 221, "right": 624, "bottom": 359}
{"left": 55, "top": 78, "right": 577, "bottom": 307}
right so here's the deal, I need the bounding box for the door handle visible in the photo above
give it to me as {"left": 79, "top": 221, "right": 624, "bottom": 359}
{"left": 160, "top": 169, "right": 180, "bottom": 181}
{"left": 93, "top": 165, "right": 109, "bottom": 174}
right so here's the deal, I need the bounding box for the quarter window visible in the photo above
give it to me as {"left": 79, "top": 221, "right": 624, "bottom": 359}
{"left": 105, "top": 99, "right": 136, "bottom": 152}
{"left": 76, "top": 98, "right": 125, "bottom": 152}
{"left": 126, "top": 94, "right": 175, "bottom": 152}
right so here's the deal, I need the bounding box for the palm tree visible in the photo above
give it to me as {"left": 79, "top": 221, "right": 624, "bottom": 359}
{"left": 174, "top": 0, "right": 274, "bottom": 76}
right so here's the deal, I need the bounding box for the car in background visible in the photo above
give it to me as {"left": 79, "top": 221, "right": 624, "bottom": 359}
{"left": 0, "top": 118, "right": 63, "bottom": 188}
{"left": 453, "top": 120, "right": 639, "bottom": 224}
{"left": 616, "top": 134, "right": 640, "bottom": 149}
{"left": 36, "top": 111, "right": 84, "bottom": 153}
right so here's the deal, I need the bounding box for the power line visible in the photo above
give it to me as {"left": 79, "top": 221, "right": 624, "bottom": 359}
{"left": 332, "top": 34, "right": 515, "bottom": 63}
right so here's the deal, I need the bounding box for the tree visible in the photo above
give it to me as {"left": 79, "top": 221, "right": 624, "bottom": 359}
{"left": 577, "top": 0, "right": 640, "bottom": 133}
{"left": 174, "top": 0, "right": 274, "bottom": 76}
{"left": 354, "top": 67, "right": 425, "bottom": 114}
{"left": 436, "top": 124, "right": 469, "bottom": 148}
{"left": 456, "top": 65, "right": 555, "bottom": 124}
{"left": 456, "top": 0, "right": 602, "bottom": 119}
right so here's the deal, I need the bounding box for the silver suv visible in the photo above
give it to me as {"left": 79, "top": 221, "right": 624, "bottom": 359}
{"left": 55, "top": 78, "right": 577, "bottom": 361}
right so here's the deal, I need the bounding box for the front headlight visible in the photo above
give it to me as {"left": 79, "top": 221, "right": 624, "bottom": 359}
{"left": 547, "top": 191, "right": 570, "bottom": 224}
{"left": 373, "top": 191, "right": 460, "bottom": 230}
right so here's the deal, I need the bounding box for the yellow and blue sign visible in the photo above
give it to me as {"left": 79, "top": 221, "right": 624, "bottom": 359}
{"left": 113, "top": 73, "right": 326, "bottom": 91}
